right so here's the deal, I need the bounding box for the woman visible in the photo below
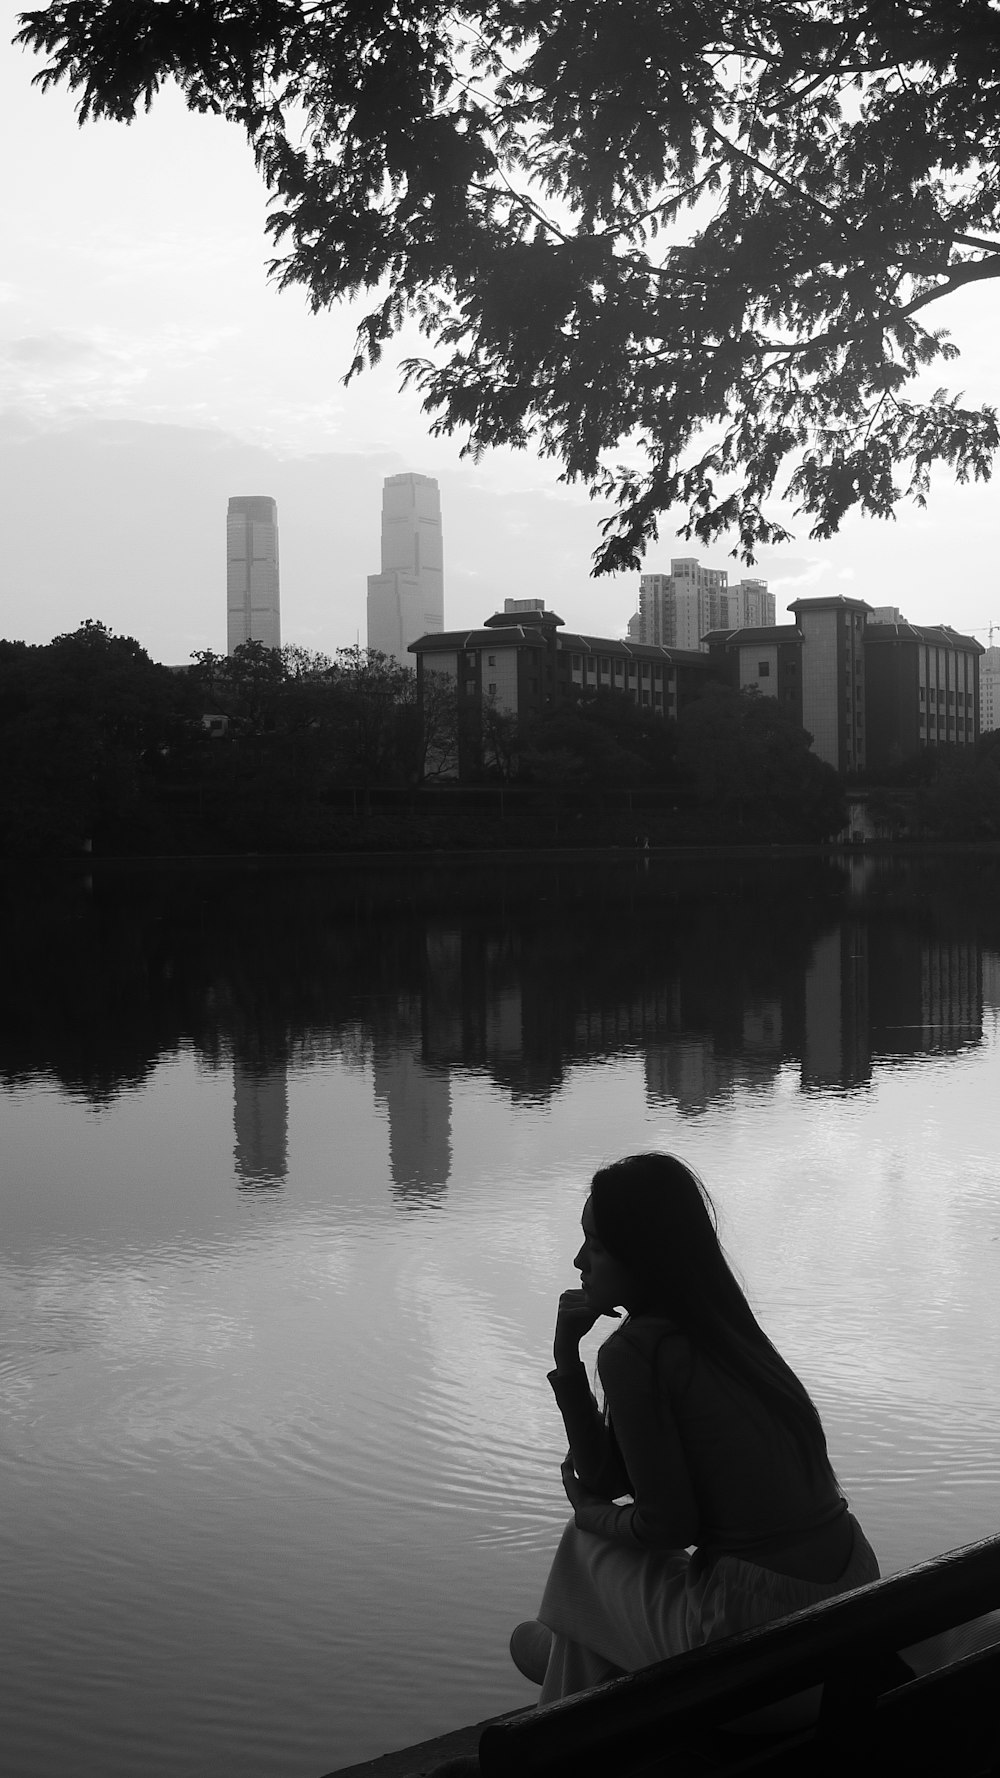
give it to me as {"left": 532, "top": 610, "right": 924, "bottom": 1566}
{"left": 511, "top": 1153, "right": 879, "bottom": 1704}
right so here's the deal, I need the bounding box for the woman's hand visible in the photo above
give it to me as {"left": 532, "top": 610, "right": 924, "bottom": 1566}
{"left": 560, "top": 1453, "right": 607, "bottom": 1517}
{"left": 552, "top": 1288, "right": 612, "bottom": 1372}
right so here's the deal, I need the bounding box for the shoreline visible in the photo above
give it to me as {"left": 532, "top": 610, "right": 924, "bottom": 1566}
{"left": 4, "top": 837, "right": 1000, "bottom": 876}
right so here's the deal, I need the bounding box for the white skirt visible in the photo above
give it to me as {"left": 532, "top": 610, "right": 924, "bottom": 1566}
{"left": 537, "top": 1514, "right": 880, "bottom": 1704}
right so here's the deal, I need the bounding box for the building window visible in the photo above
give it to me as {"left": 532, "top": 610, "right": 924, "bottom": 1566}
{"left": 600, "top": 655, "right": 610, "bottom": 672}
{"left": 572, "top": 654, "right": 582, "bottom": 669}
{"left": 758, "top": 661, "right": 770, "bottom": 677}
{"left": 614, "top": 660, "right": 623, "bottom": 676}
{"left": 641, "top": 690, "right": 650, "bottom": 706}
{"left": 487, "top": 682, "right": 497, "bottom": 695}
{"left": 641, "top": 662, "right": 650, "bottom": 678}
{"left": 465, "top": 652, "right": 477, "bottom": 667}
{"left": 487, "top": 654, "right": 496, "bottom": 666}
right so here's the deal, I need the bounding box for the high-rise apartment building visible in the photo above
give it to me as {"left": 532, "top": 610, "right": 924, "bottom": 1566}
{"left": 634, "top": 559, "right": 772, "bottom": 651}
{"left": 226, "top": 496, "right": 281, "bottom": 653}
{"left": 731, "top": 579, "right": 776, "bottom": 629}
{"left": 367, "top": 473, "right": 444, "bottom": 663}
{"left": 981, "top": 645, "right": 1000, "bottom": 733}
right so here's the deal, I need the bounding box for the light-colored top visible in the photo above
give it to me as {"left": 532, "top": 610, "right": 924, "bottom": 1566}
{"left": 549, "top": 1314, "right": 845, "bottom": 1553}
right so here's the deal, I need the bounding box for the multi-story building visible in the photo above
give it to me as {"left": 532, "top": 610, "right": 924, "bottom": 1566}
{"left": 226, "top": 496, "right": 280, "bottom": 653}
{"left": 410, "top": 598, "right": 718, "bottom": 775}
{"left": 864, "top": 618, "right": 982, "bottom": 768}
{"left": 788, "top": 595, "right": 871, "bottom": 774}
{"left": 702, "top": 623, "right": 803, "bottom": 718}
{"left": 636, "top": 558, "right": 728, "bottom": 650}
{"left": 633, "top": 560, "right": 774, "bottom": 651}
{"left": 731, "top": 579, "right": 776, "bottom": 629}
{"left": 980, "top": 645, "right": 1000, "bottom": 733}
{"left": 705, "top": 596, "right": 869, "bottom": 772}
{"left": 707, "top": 600, "right": 983, "bottom": 775}
{"left": 367, "top": 472, "right": 444, "bottom": 663}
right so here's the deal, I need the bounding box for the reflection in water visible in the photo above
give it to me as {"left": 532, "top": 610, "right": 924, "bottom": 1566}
{"left": 1, "top": 853, "right": 999, "bottom": 1179}
{"left": 803, "top": 924, "right": 870, "bottom": 1089}
{"left": 373, "top": 1042, "right": 451, "bottom": 1205}
{"left": 233, "top": 1058, "right": 288, "bottom": 1188}
{"left": 2, "top": 854, "right": 1000, "bottom": 1778}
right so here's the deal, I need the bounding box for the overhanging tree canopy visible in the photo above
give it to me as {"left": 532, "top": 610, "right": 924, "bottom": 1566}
{"left": 17, "top": 0, "right": 1000, "bottom": 568}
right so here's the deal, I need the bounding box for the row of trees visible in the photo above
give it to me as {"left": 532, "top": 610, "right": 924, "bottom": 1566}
{"left": 3, "top": 620, "right": 1000, "bottom": 853}
{"left": 0, "top": 625, "right": 441, "bottom": 853}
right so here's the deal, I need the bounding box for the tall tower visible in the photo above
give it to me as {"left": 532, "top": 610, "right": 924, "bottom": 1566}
{"left": 367, "top": 473, "right": 444, "bottom": 662}
{"left": 227, "top": 496, "right": 281, "bottom": 653}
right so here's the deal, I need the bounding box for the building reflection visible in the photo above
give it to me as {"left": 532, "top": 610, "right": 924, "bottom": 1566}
{"left": 225, "top": 904, "right": 989, "bottom": 1197}
{"left": 8, "top": 858, "right": 994, "bottom": 1204}
{"left": 386, "top": 907, "right": 986, "bottom": 1145}
{"left": 802, "top": 924, "right": 871, "bottom": 1090}
{"left": 233, "top": 1052, "right": 289, "bottom": 1189}
{"left": 373, "top": 1042, "right": 451, "bottom": 1206}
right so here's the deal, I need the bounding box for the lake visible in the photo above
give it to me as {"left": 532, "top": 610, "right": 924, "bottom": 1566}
{"left": 2, "top": 851, "right": 999, "bottom": 1777}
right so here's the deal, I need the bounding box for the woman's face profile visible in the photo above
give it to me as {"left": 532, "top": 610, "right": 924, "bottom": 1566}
{"left": 574, "top": 1197, "right": 639, "bottom": 1314}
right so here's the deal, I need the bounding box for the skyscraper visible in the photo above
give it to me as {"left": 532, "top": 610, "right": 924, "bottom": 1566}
{"left": 227, "top": 496, "right": 280, "bottom": 653}
{"left": 367, "top": 473, "right": 444, "bottom": 662}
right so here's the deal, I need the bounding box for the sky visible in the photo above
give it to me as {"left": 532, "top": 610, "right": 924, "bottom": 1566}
{"left": 3, "top": 6, "right": 1000, "bottom": 665}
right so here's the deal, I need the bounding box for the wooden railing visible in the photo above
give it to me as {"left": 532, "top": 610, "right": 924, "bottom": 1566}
{"left": 476, "top": 1534, "right": 1000, "bottom": 1778}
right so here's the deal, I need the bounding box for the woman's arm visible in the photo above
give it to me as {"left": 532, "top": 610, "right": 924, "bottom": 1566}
{"left": 567, "top": 1329, "right": 701, "bottom": 1549}
{"left": 548, "top": 1290, "right": 631, "bottom": 1498}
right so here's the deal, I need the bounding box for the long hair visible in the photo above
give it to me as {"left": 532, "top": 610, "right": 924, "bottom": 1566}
{"left": 590, "top": 1153, "right": 835, "bottom": 1481}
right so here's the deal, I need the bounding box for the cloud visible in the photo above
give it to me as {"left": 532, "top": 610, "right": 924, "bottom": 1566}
{"left": 4, "top": 333, "right": 107, "bottom": 366}
{"left": 0, "top": 328, "right": 149, "bottom": 413}
{"left": 756, "top": 555, "right": 832, "bottom": 592}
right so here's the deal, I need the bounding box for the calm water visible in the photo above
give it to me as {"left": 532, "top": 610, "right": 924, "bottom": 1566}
{"left": 2, "top": 852, "right": 999, "bottom": 1777}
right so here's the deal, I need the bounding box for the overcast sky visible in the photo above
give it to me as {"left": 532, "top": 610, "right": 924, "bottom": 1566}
{"left": 4, "top": 5, "right": 1000, "bottom": 664}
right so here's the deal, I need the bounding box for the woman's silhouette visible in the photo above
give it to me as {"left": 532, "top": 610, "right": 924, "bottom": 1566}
{"left": 512, "top": 1153, "right": 880, "bottom": 1702}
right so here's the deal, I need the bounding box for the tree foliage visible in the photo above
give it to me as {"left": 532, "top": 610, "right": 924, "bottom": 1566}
{"left": 17, "top": 0, "right": 1000, "bottom": 566}
{"left": 675, "top": 682, "right": 846, "bottom": 837}
{"left": 0, "top": 619, "right": 195, "bottom": 852}
{"left": 519, "top": 688, "right": 678, "bottom": 785}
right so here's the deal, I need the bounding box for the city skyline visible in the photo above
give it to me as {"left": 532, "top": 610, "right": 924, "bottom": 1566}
{"left": 4, "top": 9, "right": 1000, "bottom": 663}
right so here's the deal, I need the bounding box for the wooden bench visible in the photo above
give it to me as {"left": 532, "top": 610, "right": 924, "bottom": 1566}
{"left": 474, "top": 1533, "right": 1000, "bottom": 1777}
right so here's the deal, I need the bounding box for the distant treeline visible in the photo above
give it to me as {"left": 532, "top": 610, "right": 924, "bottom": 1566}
{"left": 2, "top": 623, "right": 998, "bottom": 856}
